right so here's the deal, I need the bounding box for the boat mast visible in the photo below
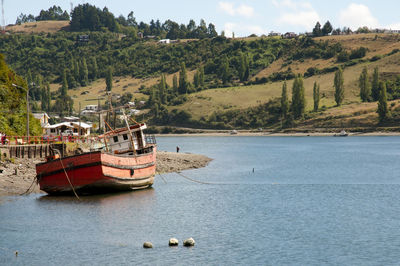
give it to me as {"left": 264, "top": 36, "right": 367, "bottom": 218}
{"left": 122, "top": 109, "right": 136, "bottom": 155}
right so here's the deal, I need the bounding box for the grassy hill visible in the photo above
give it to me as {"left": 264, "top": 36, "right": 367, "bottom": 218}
{"left": 3, "top": 20, "right": 400, "bottom": 132}
{"left": 6, "top": 21, "right": 70, "bottom": 33}
{"left": 60, "top": 33, "right": 400, "bottom": 131}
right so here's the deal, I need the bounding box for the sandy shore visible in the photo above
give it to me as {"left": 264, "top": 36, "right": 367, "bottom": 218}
{"left": 156, "top": 131, "right": 400, "bottom": 137}
{"left": 0, "top": 151, "right": 212, "bottom": 197}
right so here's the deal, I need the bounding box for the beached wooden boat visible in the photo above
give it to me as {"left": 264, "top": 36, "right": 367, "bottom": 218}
{"left": 36, "top": 122, "right": 156, "bottom": 195}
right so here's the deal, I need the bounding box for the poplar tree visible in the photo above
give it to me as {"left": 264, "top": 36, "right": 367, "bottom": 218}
{"left": 106, "top": 67, "right": 113, "bottom": 91}
{"left": 172, "top": 74, "right": 178, "bottom": 94}
{"left": 291, "top": 75, "right": 306, "bottom": 119}
{"left": 90, "top": 57, "right": 98, "bottom": 80}
{"left": 281, "top": 81, "right": 289, "bottom": 118}
{"left": 219, "top": 56, "right": 230, "bottom": 84}
{"left": 61, "top": 69, "right": 68, "bottom": 97}
{"left": 371, "top": 67, "right": 380, "bottom": 101}
{"left": 159, "top": 74, "right": 166, "bottom": 104}
{"left": 193, "top": 70, "right": 200, "bottom": 88}
{"left": 178, "top": 62, "right": 189, "bottom": 94}
{"left": 80, "top": 58, "right": 89, "bottom": 86}
{"left": 238, "top": 53, "right": 250, "bottom": 82}
{"left": 359, "top": 67, "right": 370, "bottom": 102}
{"left": 377, "top": 81, "right": 389, "bottom": 122}
{"left": 334, "top": 67, "right": 344, "bottom": 106}
{"left": 199, "top": 66, "right": 205, "bottom": 88}
{"left": 73, "top": 59, "right": 80, "bottom": 84}
{"left": 313, "top": 81, "right": 320, "bottom": 111}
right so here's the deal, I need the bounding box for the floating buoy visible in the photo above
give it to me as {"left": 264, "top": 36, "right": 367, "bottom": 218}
{"left": 143, "top": 242, "right": 153, "bottom": 249}
{"left": 183, "top": 238, "right": 195, "bottom": 247}
{"left": 169, "top": 238, "right": 179, "bottom": 246}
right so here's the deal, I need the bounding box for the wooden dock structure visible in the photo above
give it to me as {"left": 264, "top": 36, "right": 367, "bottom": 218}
{"left": 0, "top": 144, "right": 66, "bottom": 159}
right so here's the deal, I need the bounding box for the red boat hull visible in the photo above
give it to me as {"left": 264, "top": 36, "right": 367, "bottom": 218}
{"left": 36, "top": 147, "right": 156, "bottom": 195}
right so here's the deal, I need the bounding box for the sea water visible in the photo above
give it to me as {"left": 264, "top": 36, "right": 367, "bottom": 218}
{"left": 1, "top": 136, "right": 400, "bottom": 265}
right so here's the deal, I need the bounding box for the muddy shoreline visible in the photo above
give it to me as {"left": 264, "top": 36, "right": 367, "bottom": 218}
{"left": 0, "top": 151, "right": 212, "bottom": 197}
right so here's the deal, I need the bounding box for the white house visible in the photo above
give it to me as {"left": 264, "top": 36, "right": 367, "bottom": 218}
{"left": 33, "top": 112, "right": 50, "bottom": 134}
{"left": 81, "top": 105, "right": 99, "bottom": 115}
{"left": 44, "top": 121, "right": 92, "bottom": 137}
{"left": 158, "top": 39, "right": 170, "bottom": 44}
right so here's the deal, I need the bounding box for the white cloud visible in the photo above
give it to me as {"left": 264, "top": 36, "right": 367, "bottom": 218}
{"left": 386, "top": 23, "right": 400, "bottom": 30}
{"left": 224, "top": 22, "right": 268, "bottom": 37}
{"left": 339, "top": 3, "right": 379, "bottom": 30}
{"left": 273, "top": 0, "right": 320, "bottom": 30}
{"left": 218, "top": 2, "right": 255, "bottom": 18}
{"left": 219, "top": 2, "right": 235, "bottom": 16}
{"left": 236, "top": 4, "right": 255, "bottom": 18}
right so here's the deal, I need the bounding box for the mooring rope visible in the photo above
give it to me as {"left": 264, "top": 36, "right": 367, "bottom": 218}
{"left": 156, "top": 172, "right": 168, "bottom": 184}
{"left": 19, "top": 176, "right": 37, "bottom": 196}
{"left": 54, "top": 150, "right": 80, "bottom": 200}
{"left": 175, "top": 171, "right": 217, "bottom": 185}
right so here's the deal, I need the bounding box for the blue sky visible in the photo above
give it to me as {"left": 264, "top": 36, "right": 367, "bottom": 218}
{"left": 3, "top": 0, "right": 400, "bottom": 36}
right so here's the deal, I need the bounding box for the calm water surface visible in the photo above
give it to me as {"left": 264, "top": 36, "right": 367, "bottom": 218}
{"left": 1, "top": 136, "right": 400, "bottom": 265}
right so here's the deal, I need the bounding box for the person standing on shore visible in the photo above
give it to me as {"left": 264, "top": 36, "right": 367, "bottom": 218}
{"left": 176, "top": 146, "right": 180, "bottom": 153}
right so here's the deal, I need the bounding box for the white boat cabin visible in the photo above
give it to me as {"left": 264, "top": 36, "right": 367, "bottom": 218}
{"left": 106, "top": 124, "right": 147, "bottom": 154}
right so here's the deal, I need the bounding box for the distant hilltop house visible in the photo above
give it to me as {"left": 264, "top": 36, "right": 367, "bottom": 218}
{"left": 81, "top": 105, "right": 99, "bottom": 115}
{"left": 77, "top": 35, "right": 89, "bottom": 43}
{"left": 158, "top": 39, "right": 170, "bottom": 44}
{"left": 33, "top": 112, "right": 50, "bottom": 134}
{"left": 268, "top": 31, "right": 281, "bottom": 37}
{"left": 44, "top": 121, "right": 92, "bottom": 137}
{"left": 283, "top": 32, "right": 297, "bottom": 39}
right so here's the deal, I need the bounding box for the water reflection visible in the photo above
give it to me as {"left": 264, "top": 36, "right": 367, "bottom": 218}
{"left": 36, "top": 188, "right": 156, "bottom": 205}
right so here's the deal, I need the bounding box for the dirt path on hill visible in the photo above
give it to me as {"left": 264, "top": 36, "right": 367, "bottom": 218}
{"left": 0, "top": 151, "right": 212, "bottom": 197}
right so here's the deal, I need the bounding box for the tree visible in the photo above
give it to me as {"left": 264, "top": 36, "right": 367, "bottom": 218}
{"left": 377, "top": 81, "right": 389, "bottom": 122}
{"left": 80, "top": 58, "right": 89, "bottom": 86}
{"left": 313, "top": 22, "right": 322, "bottom": 37}
{"left": 219, "top": 56, "right": 230, "bottom": 84}
{"left": 61, "top": 69, "right": 68, "bottom": 97}
{"left": 159, "top": 74, "right": 167, "bottom": 104}
{"left": 334, "top": 67, "right": 344, "bottom": 106}
{"left": 73, "top": 59, "right": 80, "bottom": 84}
{"left": 199, "top": 66, "right": 205, "bottom": 88}
{"left": 313, "top": 81, "right": 320, "bottom": 111}
{"left": 106, "top": 67, "right": 113, "bottom": 91}
{"left": 238, "top": 53, "right": 250, "bottom": 82}
{"left": 359, "top": 67, "right": 371, "bottom": 102}
{"left": 193, "top": 70, "right": 200, "bottom": 88}
{"left": 291, "top": 75, "right": 306, "bottom": 119}
{"left": 281, "top": 81, "right": 289, "bottom": 118}
{"left": 172, "top": 74, "right": 178, "bottom": 94}
{"left": 178, "top": 62, "right": 189, "bottom": 94}
{"left": 371, "top": 67, "right": 380, "bottom": 101}
{"left": 322, "top": 21, "right": 333, "bottom": 36}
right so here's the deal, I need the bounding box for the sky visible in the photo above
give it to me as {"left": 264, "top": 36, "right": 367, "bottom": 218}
{"left": 3, "top": 0, "right": 400, "bottom": 37}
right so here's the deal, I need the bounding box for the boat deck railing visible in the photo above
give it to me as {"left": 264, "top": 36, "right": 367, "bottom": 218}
{"left": 145, "top": 135, "right": 157, "bottom": 144}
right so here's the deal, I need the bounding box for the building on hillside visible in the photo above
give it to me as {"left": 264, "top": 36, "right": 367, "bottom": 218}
{"left": 283, "top": 32, "right": 297, "bottom": 39}
{"left": 158, "top": 39, "right": 170, "bottom": 44}
{"left": 44, "top": 121, "right": 92, "bottom": 137}
{"left": 33, "top": 112, "right": 50, "bottom": 134}
{"left": 268, "top": 31, "right": 281, "bottom": 37}
{"left": 81, "top": 105, "right": 99, "bottom": 115}
{"left": 63, "top": 116, "right": 80, "bottom": 122}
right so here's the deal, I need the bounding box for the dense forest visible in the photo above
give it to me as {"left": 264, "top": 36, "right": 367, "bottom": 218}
{"left": 0, "top": 54, "right": 41, "bottom": 136}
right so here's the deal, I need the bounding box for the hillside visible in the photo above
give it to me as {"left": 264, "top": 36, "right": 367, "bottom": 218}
{"left": 6, "top": 21, "right": 70, "bottom": 33}
{"left": 2, "top": 19, "right": 400, "bottom": 132}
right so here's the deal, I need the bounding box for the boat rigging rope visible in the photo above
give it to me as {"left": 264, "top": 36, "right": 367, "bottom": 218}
{"left": 54, "top": 150, "right": 80, "bottom": 200}
{"left": 19, "top": 176, "right": 37, "bottom": 196}
{"left": 175, "top": 171, "right": 217, "bottom": 185}
{"left": 156, "top": 172, "right": 168, "bottom": 184}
